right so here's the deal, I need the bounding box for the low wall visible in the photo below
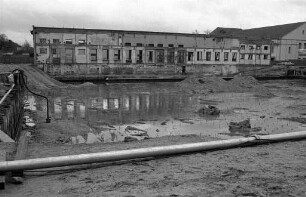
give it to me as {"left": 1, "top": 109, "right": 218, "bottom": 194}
{"left": 0, "top": 71, "right": 25, "bottom": 140}
{"left": 40, "top": 63, "right": 269, "bottom": 77}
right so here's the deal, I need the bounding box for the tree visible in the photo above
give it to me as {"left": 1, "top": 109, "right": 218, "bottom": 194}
{"left": 204, "top": 29, "right": 211, "bottom": 35}
{"left": 0, "top": 34, "right": 8, "bottom": 42}
{"left": 192, "top": 29, "right": 199, "bottom": 34}
{"left": 22, "top": 40, "right": 31, "bottom": 53}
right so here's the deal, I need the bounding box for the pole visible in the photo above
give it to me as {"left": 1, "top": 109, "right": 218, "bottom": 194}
{"left": 0, "top": 131, "right": 306, "bottom": 172}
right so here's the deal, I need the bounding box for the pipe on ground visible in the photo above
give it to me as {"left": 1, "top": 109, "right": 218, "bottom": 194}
{"left": 0, "top": 131, "right": 306, "bottom": 172}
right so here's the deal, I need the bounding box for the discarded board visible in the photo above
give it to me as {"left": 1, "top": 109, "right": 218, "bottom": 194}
{"left": 0, "top": 151, "right": 6, "bottom": 190}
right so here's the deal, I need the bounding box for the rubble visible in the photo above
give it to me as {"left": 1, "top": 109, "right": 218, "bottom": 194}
{"left": 198, "top": 105, "right": 220, "bottom": 116}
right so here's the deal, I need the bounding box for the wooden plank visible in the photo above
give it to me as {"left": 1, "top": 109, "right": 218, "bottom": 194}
{"left": 12, "top": 130, "right": 29, "bottom": 177}
{"left": 0, "top": 151, "right": 6, "bottom": 190}
{"left": 0, "top": 129, "right": 15, "bottom": 143}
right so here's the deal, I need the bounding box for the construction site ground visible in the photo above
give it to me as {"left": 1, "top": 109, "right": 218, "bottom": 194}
{"left": 0, "top": 64, "right": 306, "bottom": 197}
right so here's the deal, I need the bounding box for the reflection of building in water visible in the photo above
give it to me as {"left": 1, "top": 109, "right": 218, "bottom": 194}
{"left": 33, "top": 92, "right": 195, "bottom": 124}
{"left": 25, "top": 95, "right": 37, "bottom": 111}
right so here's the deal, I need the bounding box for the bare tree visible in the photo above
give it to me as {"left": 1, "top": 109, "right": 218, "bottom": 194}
{"left": 22, "top": 40, "right": 31, "bottom": 53}
{"left": 204, "top": 29, "right": 211, "bottom": 35}
{"left": 192, "top": 29, "right": 199, "bottom": 34}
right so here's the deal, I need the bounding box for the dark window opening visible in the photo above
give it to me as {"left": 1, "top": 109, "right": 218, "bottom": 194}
{"left": 188, "top": 52, "right": 193, "bottom": 61}
{"left": 157, "top": 44, "right": 163, "bottom": 47}
{"left": 288, "top": 47, "right": 291, "bottom": 54}
{"left": 240, "top": 54, "right": 245, "bottom": 59}
{"left": 206, "top": 52, "right": 211, "bottom": 61}
{"left": 65, "top": 39, "right": 73, "bottom": 44}
{"left": 40, "top": 38, "right": 47, "bottom": 44}
{"left": 168, "top": 44, "right": 174, "bottom": 47}
{"left": 52, "top": 48, "right": 57, "bottom": 55}
{"left": 148, "top": 51, "right": 153, "bottom": 62}
{"left": 264, "top": 55, "right": 269, "bottom": 60}
{"left": 264, "top": 46, "right": 269, "bottom": 50}
{"left": 177, "top": 51, "right": 185, "bottom": 63}
{"left": 298, "top": 43, "right": 302, "bottom": 49}
{"left": 136, "top": 43, "right": 143, "bottom": 47}
{"left": 167, "top": 50, "right": 174, "bottom": 63}
{"left": 224, "top": 52, "right": 229, "bottom": 61}
{"left": 232, "top": 52, "right": 237, "bottom": 62}
{"left": 78, "top": 40, "right": 86, "bottom": 45}
{"left": 240, "top": 45, "right": 245, "bottom": 50}
{"left": 215, "top": 52, "right": 220, "bottom": 61}
{"left": 137, "top": 50, "right": 143, "bottom": 63}
{"left": 148, "top": 44, "right": 154, "bottom": 47}
{"left": 156, "top": 50, "right": 164, "bottom": 63}
{"left": 125, "top": 43, "right": 131, "bottom": 46}
{"left": 39, "top": 48, "right": 47, "bottom": 54}
{"left": 103, "top": 49, "right": 109, "bottom": 60}
{"left": 114, "top": 49, "right": 121, "bottom": 61}
{"left": 53, "top": 39, "right": 60, "bottom": 44}
{"left": 178, "top": 44, "right": 184, "bottom": 48}
{"left": 197, "top": 51, "right": 202, "bottom": 61}
{"left": 90, "top": 49, "right": 97, "bottom": 62}
{"left": 248, "top": 54, "right": 253, "bottom": 60}
{"left": 304, "top": 43, "right": 306, "bottom": 49}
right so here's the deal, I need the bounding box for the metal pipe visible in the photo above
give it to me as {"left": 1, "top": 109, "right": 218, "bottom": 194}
{"left": 0, "top": 131, "right": 306, "bottom": 172}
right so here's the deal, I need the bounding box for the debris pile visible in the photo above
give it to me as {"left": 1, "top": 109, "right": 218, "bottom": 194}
{"left": 198, "top": 105, "right": 220, "bottom": 116}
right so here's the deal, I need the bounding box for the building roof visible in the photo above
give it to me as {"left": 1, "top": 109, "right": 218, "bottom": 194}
{"left": 210, "top": 22, "right": 306, "bottom": 40}
{"left": 32, "top": 26, "right": 209, "bottom": 37}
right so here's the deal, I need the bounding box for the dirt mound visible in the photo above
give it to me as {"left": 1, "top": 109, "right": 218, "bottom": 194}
{"left": 178, "top": 75, "right": 266, "bottom": 94}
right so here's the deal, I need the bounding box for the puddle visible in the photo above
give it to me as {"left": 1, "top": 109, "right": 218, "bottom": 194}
{"left": 25, "top": 81, "right": 306, "bottom": 143}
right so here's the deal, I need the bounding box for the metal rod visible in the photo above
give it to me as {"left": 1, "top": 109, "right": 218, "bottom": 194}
{"left": 0, "top": 131, "right": 306, "bottom": 172}
{"left": 0, "top": 84, "right": 15, "bottom": 105}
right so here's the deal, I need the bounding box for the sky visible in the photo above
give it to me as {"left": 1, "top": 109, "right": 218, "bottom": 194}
{"left": 1, "top": 0, "right": 306, "bottom": 45}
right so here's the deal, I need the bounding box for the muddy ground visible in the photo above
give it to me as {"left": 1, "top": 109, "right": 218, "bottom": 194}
{"left": 1, "top": 65, "right": 306, "bottom": 197}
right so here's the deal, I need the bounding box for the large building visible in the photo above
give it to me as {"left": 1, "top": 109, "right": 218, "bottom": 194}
{"left": 211, "top": 21, "right": 306, "bottom": 61}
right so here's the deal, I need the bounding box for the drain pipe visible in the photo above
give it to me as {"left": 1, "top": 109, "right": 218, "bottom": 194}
{"left": 0, "top": 131, "right": 306, "bottom": 172}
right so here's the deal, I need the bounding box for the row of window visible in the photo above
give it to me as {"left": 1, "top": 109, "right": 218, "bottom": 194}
{"left": 240, "top": 54, "right": 269, "bottom": 60}
{"left": 298, "top": 43, "right": 306, "bottom": 49}
{"left": 240, "top": 45, "right": 269, "bottom": 51}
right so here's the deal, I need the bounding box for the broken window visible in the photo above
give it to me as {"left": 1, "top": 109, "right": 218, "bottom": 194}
{"left": 52, "top": 48, "right": 57, "bottom": 55}
{"left": 40, "top": 38, "right": 47, "bottom": 44}
{"left": 65, "top": 48, "right": 73, "bottom": 63}
{"left": 103, "top": 49, "right": 109, "bottom": 60}
{"left": 39, "top": 48, "right": 47, "bottom": 54}
{"left": 78, "top": 40, "right": 86, "bottom": 45}
{"left": 264, "top": 55, "right": 269, "bottom": 60}
{"left": 232, "top": 52, "right": 237, "bottom": 62}
{"left": 240, "top": 54, "right": 245, "bottom": 59}
{"left": 167, "top": 49, "right": 174, "bottom": 63}
{"left": 148, "top": 51, "right": 153, "bottom": 63}
{"left": 90, "top": 49, "right": 97, "bottom": 62}
{"left": 78, "top": 49, "right": 85, "bottom": 55}
{"left": 197, "top": 51, "right": 202, "bottom": 61}
{"left": 240, "top": 45, "right": 245, "bottom": 50}
{"left": 157, "top": 44, "right": 163, "bottom": 47}
{"left": 178, "top": 44, "right": 184, "bottom": 48}
{"left": 65, "top": 39, "right": 73, "bottom": 44}
{"left": 215, "top": 52, "right": 220, "bottom": 61}
{"left": 206, "top": 52, "right": 211, "bottom": 61}
{"left": 148, "top": 44, "right": 154, "bottom": 47}
{"left": 224, "top": 52, "right": 229, "bottom": 61}
{"left": 156, "top": 49, "right": 164, "bottom": 63}
{"left": 125, "top": 43, "right": 131, "bottom": 46}
{"left": 136, "top": 43, "right": 143, "bottom": 47}
{"left": 137, "top": 50, "right": 143, "bottom": 63}
{"left": 53, "top": 39, "right": 60, "bottom": 44}
{"left": 248, "top": 54, "right": 253, "bottom": 60}
{"left": 168, "top": 44, "right": 174, "bottom": 47}
{"left": 264, "top": 46, "right": 269, "bottom": 50}
{"left": 188, "top": 52, "right": 193, "bottom": 61}
{"left": 299, "top": 43, "right": 302, "bottom": 49}
{"left": 114, "top": 49, "right": 121, "bottom": 61}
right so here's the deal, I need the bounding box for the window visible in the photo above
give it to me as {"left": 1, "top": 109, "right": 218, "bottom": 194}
{"left": 148, "top": 44, "right": 154, "bottom": 47}
{"left": 128, "top": 50, "right": 132, "bottom": 60}
{"left": 288, "top": 47, "right": 291, "bottom": 54}
{"left": 240, "top": 54, "right": 245, "bottom": 59}
{"left": 39, "top": 48, "right": 47, "bottom": 54}
{"left": 40, "top": 38, "right": 47, "bottom": 44}
{"left": 103, "top": 49, "right": 109, "bottom": 60}
{"left": 148, "top": 51, "right": 153, "bottom": 62}
{"left": 232, "top": 52, "right": 237, "bottom": 62}
{"left": 304, "top": 43, "right": 306, "bottom": 49}
{"left": 215, "top": 52, "right": 220, "bottom": 61}
{"left": 114, "top": 49, "right": 121, "bottom": 61}
{"left": 78, "top": 49, "right": 85, "bottom": 55}
{"left": 188, "top": 52, "right": 193, "bottom": 61}
{"left": 137, "top": 50, "right": 143, "bottom": 63}
{"left": 167, "top": 49, "right": 174, "bottom": 63}
{"left": 136, "top": 43, "right": 143, "bottom": 47}
{"left": 65, "top": 39, "right": 72, "bottom": 44}
{"left": 157, "top": 44, "right": 163, "bottom": 47}
{"left": 177, "top": 51, "right": 185, "bottom": 63}
{"left": 168, "top": 44, "right": 174, "bottom": 47}
{"left": 224, "top": 52, "right": 229, "bottom": 61}
{"left": 264, "top": 55, "right": 269, "bottom": 60}
{"left": 303, "top": 30, "right": 305, "bottom": 35}
{"left": 52, "top": 48, "right": 57, "bottom": 55}
{"left": 249, "top": 45, "right": 254, "bottom": 50}
{"left": 125, "top": 43, "right": 131, "bottom": 46}
{"left": 78, "top": 40, "right": 85, "bottom": 45}
{"left": 206, "top": 52, "right": 211, "bottom": 61}
{"left": 264, "top": 46, "right": 269, "bottom": 50}
{"left": 299, "top": 43, "right": 302, "bottom": 49}
{"left": 240, "top": 45, "right": 245, "bottom": 50}
{"left": 156, "top": 49, "right": 164, "bottom": 63}
{"left": 248, "top": 54, "right": 253, "bottom": 60}
{"left": 90, "top": 49, "right": 97, "bottom": 62}
{"left": 53, "top": 39, "right": 60, "bottom": 44}
{"left": 178, "top": 44, "right": 184, "bottom": 48}
{"left": 197, "top": 51, "right": 202, "bottom": 61}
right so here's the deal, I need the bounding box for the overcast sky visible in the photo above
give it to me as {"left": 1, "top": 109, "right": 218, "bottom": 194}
{"left": 1, "top": 0, "right": 306, "bottom": 45}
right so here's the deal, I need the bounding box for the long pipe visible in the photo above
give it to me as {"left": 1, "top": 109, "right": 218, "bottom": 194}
{"left": 0, "top": 131, "right": 306, "bottom": 172}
